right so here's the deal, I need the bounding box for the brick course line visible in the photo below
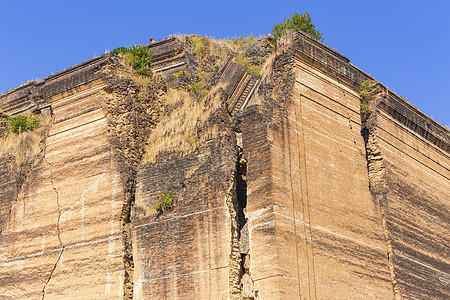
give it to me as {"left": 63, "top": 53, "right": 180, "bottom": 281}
{"left": 133, "top": 207, "right": 224, "bottom": 229}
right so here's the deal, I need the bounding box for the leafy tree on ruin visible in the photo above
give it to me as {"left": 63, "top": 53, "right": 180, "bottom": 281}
{"left": 272, "top": 12, "right": 324, "bottom": 43}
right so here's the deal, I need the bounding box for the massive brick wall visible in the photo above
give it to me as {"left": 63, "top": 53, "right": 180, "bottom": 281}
{"left": 289, "top": 57, "right": 393, "bottom": 298}
{"left": 0, "top": 157, "right": 18, "bottom": 234}
{"left": 0, "top": 31, "right": 448, "bottom": 300}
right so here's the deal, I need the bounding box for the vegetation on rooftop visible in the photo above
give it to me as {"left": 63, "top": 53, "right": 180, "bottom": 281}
{"left": 110, "top": 44, "right": 152, "bottom": 77}
{"left": 224, "top": 34, "right": 266, "bottom": 77}
{"left": 142, "top": 33, "right": 274, "bottom": 162}
{"left": 271, "top": 12, "right": 324, "bottom": 44}
{"left": 188, "top": 34, "right": 268, "bottom": 78}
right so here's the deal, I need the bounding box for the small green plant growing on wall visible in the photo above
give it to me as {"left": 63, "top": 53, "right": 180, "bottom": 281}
{"left": 110, "top": 44, "right": 152, "bottom": 77}
{"left": 376, "top": 186, "right": 385, "bottom": 195}
{"left": 0, "top": 111, "right": 48, "bottom": 166}
{"left": 183, "top": 133, "right": 197, "bottom": 146}
{"left": 172, "top": 70, "right": 191, "bottom": 78}
{"left": 271, "top": 12, "right": 323, "bottom": 45}
{"left": 359, "top": 79, "right": 376, "bottom": 122}
{"left": 0, "top": 112, "right": 40, "bottom": 135}
{"left": 189, "top": 72, "right": 209, "bottom": 96}
{"left": 154, "top": 191, "right": 176, "bottom": 212}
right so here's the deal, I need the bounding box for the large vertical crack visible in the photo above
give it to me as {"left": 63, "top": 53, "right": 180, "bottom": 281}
{"left": 34, "top": 110, "right": 65, "bottom": 300}
{"left": 232, "top": 130, "right": 256, "bottom": 299}
{"left": 226, "top": 173, "right": 241, "bottom": 299}
{"left": 360, "top": 86, "right": 401, "bottom": 299}
{"left": 121, "top": 173, "right": 136, "bottom": 300}
{"left": 41, "top": 155, "right": 64, "bottom": 299}
{"left": 0, "top": 108, "right": 56, "bottom": 299}
{"left": 99, "top": 58, "right": 166, "bottom": 298}
{"left": 363, "top": 125, "right": 401, "bottom": 299}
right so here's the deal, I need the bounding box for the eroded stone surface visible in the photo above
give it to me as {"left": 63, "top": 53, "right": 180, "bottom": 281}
{"left": 132, "top": 106, "right": 238, "bottom": 299}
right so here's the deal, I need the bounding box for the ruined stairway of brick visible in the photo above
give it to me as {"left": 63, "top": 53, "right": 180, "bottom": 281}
{"left": 148, "top": 37, "right": 186, "bottom": 72}
{"left": 214, "top": 59, "right": 258, "bottom": 115}
{"left": 0, "top": 82, "right": 38, "bottom": 115}
{"left": 227, "top": 72, "right": 257, "bottom": 115}
{"left": 147, "top": 38, "right": 259, "bottom": 116}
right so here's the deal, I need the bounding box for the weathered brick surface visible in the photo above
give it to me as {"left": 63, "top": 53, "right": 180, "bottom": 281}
{"left": 0, "top": 55, "right": 109, "bottom": 115}
{"left": 0, "top": 79, "right": 126, "bottom": 299}
{"left": 132, "top": 109, "right": 238, "bottom": 299}
{"left": 241, "top": 31, "right": 387, "bottom": 299}
{"left": 0, "top": 157, "right": 17, "bottom": 233}
{"left": 241, "top": 69, "right": 393, "bottom": 299}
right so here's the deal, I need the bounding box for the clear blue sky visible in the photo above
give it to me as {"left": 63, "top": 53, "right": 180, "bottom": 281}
{"left": 1, "top": 0, "right": 449, "bottom": 126}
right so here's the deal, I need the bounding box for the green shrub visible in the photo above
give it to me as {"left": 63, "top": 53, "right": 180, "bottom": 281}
{"left": 359, "top": 80, "right": 375, "bottom": 100}
{"left": 154, "top": 191, "right": 176, "bottom": 212}
{"left": 172, "top": 70, "right": 191, "bottom": 78}
{"left": 128, "top": 45, "right": 152, "bottom": 76}
{"left": 271, "top": 12, "right": 323, "bottom": 44}
{"left": 1, "top": 114, "right": 40, "bottom": 135}
{"left": 189, "top": 72, "right": 209, "bottom": 96}
{"left": 110, "top": 46, "right": 131, "bottom": 55}
{"left": 359, "top": 79, "right": 376, "bottom": 122}
{"left": 110, "top": 44, "right": 152, "bottom": 77}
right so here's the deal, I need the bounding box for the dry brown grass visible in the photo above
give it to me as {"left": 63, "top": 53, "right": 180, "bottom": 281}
{"left": 174, "top": 34, "right": 271, "bottom": 81}
{"left": 142, "top": 34, "right": 273, "bottom": 162}
{"left": 220, "top": 34, "right": 267, "bottom": 76}
{"left": 143, "top": 88, "right": 221, "bottom": 162}
{"left": 0, "top": 116, "right": 50, "bottom": 165}
{"left": 180, "top": 35, "right": 232, "bottom": 66}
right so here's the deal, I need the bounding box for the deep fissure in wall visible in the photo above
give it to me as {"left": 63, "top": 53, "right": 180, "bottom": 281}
{"left": 235, "top": 130, "right": 255, "bottom": 299}
{"left": 360, "top": 84, "right": 401, "bottom": 299}
{"left": 98, "top": 55, "right": 166, "bottom": 299}
{"left": 42, "top": 143, "right": 65, "bottom": 300}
